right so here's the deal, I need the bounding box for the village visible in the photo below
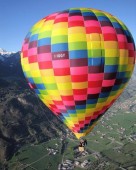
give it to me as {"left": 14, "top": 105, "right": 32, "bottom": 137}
{"left": 58, "top": 158, "right": 91, "bottom": 170}
{"left": 45, "top": 108, "right": 136, "bottom": 170}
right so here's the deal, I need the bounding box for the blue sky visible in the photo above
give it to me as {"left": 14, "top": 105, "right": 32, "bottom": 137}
{"left": 0, "top": 0, "right": 136, "bottom": 52}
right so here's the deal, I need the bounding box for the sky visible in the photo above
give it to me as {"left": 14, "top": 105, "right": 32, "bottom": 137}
{"left": 0, "top": 0, "right": 136, "bottom": 52}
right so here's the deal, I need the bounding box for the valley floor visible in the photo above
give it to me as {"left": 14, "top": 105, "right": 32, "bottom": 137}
{"left": 8, "top": 111, "right": 136, "bottom": 170}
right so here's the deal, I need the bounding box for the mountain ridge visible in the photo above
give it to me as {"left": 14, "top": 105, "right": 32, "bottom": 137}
{"left": 0, "top": 50, "right": 65, "bottom": 166}
{"left": 0, "top": 48, "right": 16, "bottom": 56}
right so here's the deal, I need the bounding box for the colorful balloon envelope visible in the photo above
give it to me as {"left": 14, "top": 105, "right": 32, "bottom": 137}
{"left": 21, "top": 8, "right": 135, "bottom": 139}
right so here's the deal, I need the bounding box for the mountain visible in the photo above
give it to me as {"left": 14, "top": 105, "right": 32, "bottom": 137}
{"left": 0, "top": 49, "right": 22, "bottom": 77}
{"left": 0, "top": 48, "right": 16, "bottom": 63}
{"left": 0, "top": 48, "right": 15, "bottom": 56}
{"left": 0, "top": 49, "right": 65, "bottom": 166}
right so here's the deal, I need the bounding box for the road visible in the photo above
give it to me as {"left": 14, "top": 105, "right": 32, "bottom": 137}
{"left": 17, "top": 151, "right": 51, "bottom": 170}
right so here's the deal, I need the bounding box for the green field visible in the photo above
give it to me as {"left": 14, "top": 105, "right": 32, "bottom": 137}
{"left": 8, "top": 111, "right": 136, "bottom": 170}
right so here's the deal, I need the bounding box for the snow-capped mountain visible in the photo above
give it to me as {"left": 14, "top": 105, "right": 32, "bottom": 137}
{"left": 0, "top": 48, "right": 16, "bottom": 62}
{"left": 0, "top": 48, "right": 16, "bottom": 56}
{"left": 0, "top": 48, "right": 22, "bottom": 77}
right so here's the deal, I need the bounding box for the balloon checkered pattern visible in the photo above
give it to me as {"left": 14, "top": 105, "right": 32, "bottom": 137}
{"left": 21, "top": 8, "right": 135, "bottom": 139}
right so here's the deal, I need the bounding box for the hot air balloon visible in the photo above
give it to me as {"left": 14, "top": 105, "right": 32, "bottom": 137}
{"left": 21, "top": 8, "right": 135, "bottom": 139}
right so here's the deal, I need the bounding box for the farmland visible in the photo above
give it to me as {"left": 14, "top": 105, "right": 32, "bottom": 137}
{"left": 8, "top": 110, "right": 136, "bottom": 170}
